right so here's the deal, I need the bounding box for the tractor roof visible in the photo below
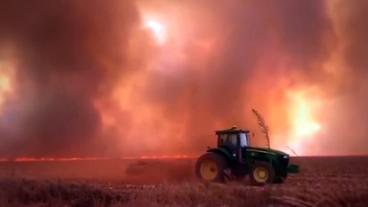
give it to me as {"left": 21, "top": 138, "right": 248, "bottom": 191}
{"left": 215, "top": 126, "right": 249, "bottom": 135}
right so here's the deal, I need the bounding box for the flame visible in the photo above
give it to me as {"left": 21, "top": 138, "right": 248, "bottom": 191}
{"left": 0, "top": 155, "right": 196, "bottom": 162}
{"left": 286, "top": 88, "right": 322, "bottom": 154}
{"left": 138, "top": 2, "right": 169, "bottom": 46}
{"left": 0, "top": 60, "right": 15, "bottom": 112}
{"left": 143, "top": 18, "right": 167, "bottom": 44}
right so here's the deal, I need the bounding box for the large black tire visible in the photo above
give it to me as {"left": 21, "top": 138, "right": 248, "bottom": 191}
{"left": 249, "top": 161, "right": 275, "bottom": 186}
{"left": 195, "top": 152, "right": 228, "bottom": 182}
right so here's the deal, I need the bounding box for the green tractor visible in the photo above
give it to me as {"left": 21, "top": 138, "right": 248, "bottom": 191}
{"left": 195, "top": 127, "right": 299, "bottom": 185}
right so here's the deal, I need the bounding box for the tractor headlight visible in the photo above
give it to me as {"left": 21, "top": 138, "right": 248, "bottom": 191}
{"left": 283, "top": 155, "right": 288, "bottom": 159}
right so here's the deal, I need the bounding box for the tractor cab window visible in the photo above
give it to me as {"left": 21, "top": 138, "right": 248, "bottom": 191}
{"left": 228, "top": 134, "right": 237, "bottom": 146}
{"left": 218, "top": 134, "right": 237, "bottom": 148}
{"left": 239, "top": 132, "right": 248, "bottom": 147}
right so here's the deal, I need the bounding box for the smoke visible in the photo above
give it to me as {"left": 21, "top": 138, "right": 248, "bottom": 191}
{"left": 0, "top": 0, "right": 366, "bottom": 157}
{"left": 0, "top": 0, "right": 139, "bottom": 157}
{"left": 121, "top": 0, "right": 336, "bottom": 155}
{"left": 314, "top": 0, "right": 368, "bottom": 155}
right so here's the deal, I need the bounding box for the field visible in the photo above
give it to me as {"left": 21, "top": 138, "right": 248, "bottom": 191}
{"left": 0, "top": 157, "right": 368, "bottom": 207}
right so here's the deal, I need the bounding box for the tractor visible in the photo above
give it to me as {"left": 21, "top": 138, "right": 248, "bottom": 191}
{"left": 195, "top": 127, "right": 299, "bottom": 185}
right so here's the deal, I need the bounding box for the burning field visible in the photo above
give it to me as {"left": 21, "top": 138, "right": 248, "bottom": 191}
{"left": 0, "top": 156, "right": 368, "bottom": 207}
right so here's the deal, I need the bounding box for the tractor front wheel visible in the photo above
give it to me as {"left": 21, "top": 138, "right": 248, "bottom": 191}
{"left": 249, "top": 161, "right": 275, "bottom": 186}
{"left": 195, "top": 152, "right": 228, "bottom": 182}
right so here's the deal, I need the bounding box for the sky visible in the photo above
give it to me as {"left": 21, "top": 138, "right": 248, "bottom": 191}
{"left": 0, "top": 0, "right": 367, "bottom": 158}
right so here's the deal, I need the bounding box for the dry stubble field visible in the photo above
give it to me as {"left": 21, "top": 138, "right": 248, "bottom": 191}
{"left": 0, "top": 156, "right": 367, "bottom": 207}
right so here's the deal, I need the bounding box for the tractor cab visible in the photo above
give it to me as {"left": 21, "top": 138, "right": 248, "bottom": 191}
{"left": 216, "top": 126, "right": 250, "bottom": 150}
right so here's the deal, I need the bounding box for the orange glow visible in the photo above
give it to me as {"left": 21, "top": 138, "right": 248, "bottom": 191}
{"left": 286, "top": 88, "right": 322, "bottom": 154}
{"left": 141, "top": 16, "right": 167, "bottom": 45}
{"left": 0, "top": 60, "right": 15, "bottom": 112}
{"left": 137, "top": 154, "right": 195, "bottom": 160}
{"left": 144, "top": 19, "right": 166, "bottom": 44}
{"left": 138, "top": 2, "right": 169, "bottom": 46}
{"left": 290, "top": 92, "right": 321, "bottom": 137}
{"left": 13, "top": 157, "right": 109, "bottom": 162}
{"left": 0, "top": 155, "right": 196, "bottom": 162}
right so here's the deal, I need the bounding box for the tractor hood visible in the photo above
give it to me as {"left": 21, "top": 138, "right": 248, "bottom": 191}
{"left": 246, "top": 146, "right": 289, "bottom": 157}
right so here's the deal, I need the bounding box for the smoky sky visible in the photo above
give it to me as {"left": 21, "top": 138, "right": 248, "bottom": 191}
{"left": 139, "top": 0, "right": 335, "bottom": 153}
{"left": 316, "top": 0, "right": 368, "bottom": 155}
{"left": 0, "top": 0, "right": 139, "bottom": 157}
{"left": 0, "top": 0, "right": 367, "bottom": 157}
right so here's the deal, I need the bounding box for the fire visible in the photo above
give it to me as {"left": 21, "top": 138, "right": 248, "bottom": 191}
{"left": 144, "top": 19, "right": 167, "bottom": 44}
{"left": 286, "top": 88, "right": 322, "bottom": 154}
{"left": 290, "top": 92, "right": 321, "bottom": 138}
{"left": 0, "top": 155, "right": 195, "bottom": 162}
{"left": 0, "top": 60, "right": 15, "bottom": 112}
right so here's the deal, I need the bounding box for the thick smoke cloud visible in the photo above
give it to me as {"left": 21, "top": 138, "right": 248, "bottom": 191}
{"left": 133, "top": 0, "right": 335, "bottom": 154}
{"left": 0, "top": 0, "right": 139, "bottom": 157}
{"left": 315, "top": 0, "right": 368, "bottom": 155}
{"left": 0, "top": 0, "right": 367, "bottom": 157}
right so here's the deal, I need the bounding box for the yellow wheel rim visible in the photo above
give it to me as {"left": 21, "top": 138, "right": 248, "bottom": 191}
{"left": 199, "top": 160, "right": 218, "bottom": 181}
{"left": 253, "top": 166, "right": 269, "bottom": 183}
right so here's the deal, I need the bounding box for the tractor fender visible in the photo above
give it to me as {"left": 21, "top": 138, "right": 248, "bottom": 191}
{"left": 246, "top": 150, "right": 274, "bottom": 164}
{"left": 207, "top": 148, "right": 234, "bottom": 164}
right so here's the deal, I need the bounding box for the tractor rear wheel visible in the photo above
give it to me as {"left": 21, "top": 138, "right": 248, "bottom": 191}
{"left": 249, "top": 161, "right": 275, "bottom": 186}
{"left": 195, "top": 152, "right": 228, "bottom": 182}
